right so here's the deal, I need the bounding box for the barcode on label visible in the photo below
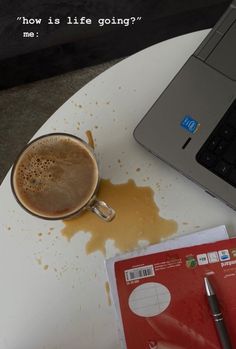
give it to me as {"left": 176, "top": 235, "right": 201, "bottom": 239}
{"left": 124, "top": 265, "right": 155, "bottom": 282}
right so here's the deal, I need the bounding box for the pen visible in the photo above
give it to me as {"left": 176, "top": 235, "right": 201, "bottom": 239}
{"left": 204, "top": 276, "right": 232, "bottom": 349}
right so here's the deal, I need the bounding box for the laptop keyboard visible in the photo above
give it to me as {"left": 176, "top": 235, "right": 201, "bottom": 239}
{"left": 196, "top": 99, "right": 236, "bottom": 187}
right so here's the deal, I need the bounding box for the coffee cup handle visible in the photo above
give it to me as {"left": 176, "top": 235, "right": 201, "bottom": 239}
{"left": 87, "top": 199, "right": 115, "bottom": 222}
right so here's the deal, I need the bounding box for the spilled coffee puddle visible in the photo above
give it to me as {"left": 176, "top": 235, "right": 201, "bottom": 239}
{"left": 61, "top": 179, "right": 177, "bottom": 255}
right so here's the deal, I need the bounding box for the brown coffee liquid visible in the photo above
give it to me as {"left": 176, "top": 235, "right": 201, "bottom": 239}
{"left": 12, "top": 135, "right": 98, "bottom": 218}
{"left": 62, "top": 179, "right": 177, "bottom": 254}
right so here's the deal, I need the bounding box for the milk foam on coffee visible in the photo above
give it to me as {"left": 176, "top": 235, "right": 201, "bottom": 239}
{"left": 12, "top": 135, "right": 98, "bottom": 218}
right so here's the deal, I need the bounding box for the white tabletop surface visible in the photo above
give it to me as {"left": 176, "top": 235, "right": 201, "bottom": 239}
{"left": 1, "top": 29, "right": 236, "bottom": 349}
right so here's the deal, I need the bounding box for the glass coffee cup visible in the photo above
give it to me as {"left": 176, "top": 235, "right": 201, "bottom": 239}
{"left": 11, "top": 133, "right": 115, "bottom": 221}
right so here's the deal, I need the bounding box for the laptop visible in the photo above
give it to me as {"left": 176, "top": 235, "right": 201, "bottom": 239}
{"left": 133, "top": 0, "right": 236, "bottom": 210}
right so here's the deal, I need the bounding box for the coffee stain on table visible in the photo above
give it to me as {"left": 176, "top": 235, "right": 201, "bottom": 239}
{"left": 36, "top": 257, "right": 49, "bottom": 271}
{"left": 61, "top": 179, "right": 177, "bottom": 255}
{"left": 85, "top": 130, "right": 95, "bottom": 149}
{"left": 105, "top": 281, "right": 112, "bottom": 306}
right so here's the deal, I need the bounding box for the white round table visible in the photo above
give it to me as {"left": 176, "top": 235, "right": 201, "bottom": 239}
{"left": 1, "top": 29, "right": 236, "bottom": 349}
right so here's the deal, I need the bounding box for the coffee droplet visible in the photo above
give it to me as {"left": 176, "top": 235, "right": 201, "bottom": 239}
{"left": 62, "top": 179, "right": 177, "bottom": 255}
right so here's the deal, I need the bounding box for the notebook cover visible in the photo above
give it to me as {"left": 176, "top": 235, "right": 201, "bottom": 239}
{"left": 114, "top": 238, "right": 236, "bottom": 349}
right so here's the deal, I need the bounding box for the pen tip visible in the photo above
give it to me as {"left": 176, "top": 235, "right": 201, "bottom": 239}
{"left": 204, "top": 276, "right": 215, "bottom": 296}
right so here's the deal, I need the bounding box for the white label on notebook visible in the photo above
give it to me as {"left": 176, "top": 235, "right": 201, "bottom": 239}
{"left": 124, "top": 265, "right": 155, "bottom": 282}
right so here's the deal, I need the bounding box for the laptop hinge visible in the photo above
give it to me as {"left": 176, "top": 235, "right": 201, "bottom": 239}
{"left": 194, "top": 1, "right": 236, "bottom": 61}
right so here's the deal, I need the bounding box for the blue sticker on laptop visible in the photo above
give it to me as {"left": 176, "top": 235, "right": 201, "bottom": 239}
{"left": 180, "top": 115, "right": 200, "bottom": 134}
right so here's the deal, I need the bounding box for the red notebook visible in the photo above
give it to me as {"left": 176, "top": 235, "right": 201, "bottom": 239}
{"left": 114, "top": 238, "right": 236, "bottom": 349}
